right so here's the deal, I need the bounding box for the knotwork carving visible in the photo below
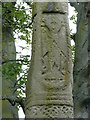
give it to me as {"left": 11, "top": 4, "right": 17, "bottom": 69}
{"left": 26, "top": 105, "right": 73, "bottom": 118}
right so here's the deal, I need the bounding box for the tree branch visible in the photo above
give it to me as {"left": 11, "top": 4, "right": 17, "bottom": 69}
{"left": 70, "top": 33, "right": 76, "bottom": 42}
{"left": 1, "top": 96, "right": 25, "bottom": 113}
{"left": 2, "top": 59, "right": 30, "bottom": 64}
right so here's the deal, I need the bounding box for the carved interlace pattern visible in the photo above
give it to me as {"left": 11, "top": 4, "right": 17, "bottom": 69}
{"left": 26, "top": 105, "right": 73, "bottom": 118}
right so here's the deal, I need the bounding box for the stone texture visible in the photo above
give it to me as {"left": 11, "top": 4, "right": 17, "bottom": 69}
{"left": 25, "top": 2, "right": 73, "bottom": 118}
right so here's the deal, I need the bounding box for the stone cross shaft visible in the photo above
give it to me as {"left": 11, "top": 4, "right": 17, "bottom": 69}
{"left": 25, "top": 2, "right": 73, "bottom": 118}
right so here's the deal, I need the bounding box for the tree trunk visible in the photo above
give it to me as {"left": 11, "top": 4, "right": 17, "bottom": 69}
{"left": 88, "top": 2, "right": 90, "bottom": 119}
{"left": 73, "top": 2, "right": 90, "bottom": 118}
{"left": 25, "top": 2, "right": 73, "bottom": 118}
{"left": 2, "top": 3, "right": 18, "bottom": 118}
{"left": 0, "top": 3, "right": 2, "bottom": 118}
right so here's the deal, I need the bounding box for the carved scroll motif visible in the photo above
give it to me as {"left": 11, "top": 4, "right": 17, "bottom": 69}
{"left": 41, "top": 14, "right": 68, "bottom": 89}
{"left": 25, "top": 2, "right": 73, "bottom": 118}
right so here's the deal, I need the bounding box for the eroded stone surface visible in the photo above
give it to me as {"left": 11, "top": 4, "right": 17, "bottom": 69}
{"left": 26, "top": 2, "right": 73, "bottom": 118}
{"left": 32, "top": 2, "right": 68, "bottom": 17}
{"left": 26, "top": 105, "right": 73, "bottom": 118}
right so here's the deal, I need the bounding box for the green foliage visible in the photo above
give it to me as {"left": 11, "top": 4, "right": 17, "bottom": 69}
{"left": 2, "top": 2, "right": 32, "bottom": 100}
{"left": 14, "top": 2, "right": 32, "bottom": 44}
{"left": 16, "top": 55, "right": 30, "bottom": 97}
{"left": 2, "top": 2, "right": 16, "bottom": 28}
{"left": 2, "top": 62, "right": 22, "bottom": 79}
{"left": 2, "top": 2, "right": 32, "bottom": 44}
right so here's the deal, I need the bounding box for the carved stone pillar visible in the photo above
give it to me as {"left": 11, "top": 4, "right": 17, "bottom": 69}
{"left": 25, "top": 2, "right": 73, "bottom": 118}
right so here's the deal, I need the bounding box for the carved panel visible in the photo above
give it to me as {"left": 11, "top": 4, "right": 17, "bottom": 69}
{"left": 41, "top": 14, "right": 69, "bottom": 90}
{"left": 26, "top": 105, "right": 73, "bottom": 118}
